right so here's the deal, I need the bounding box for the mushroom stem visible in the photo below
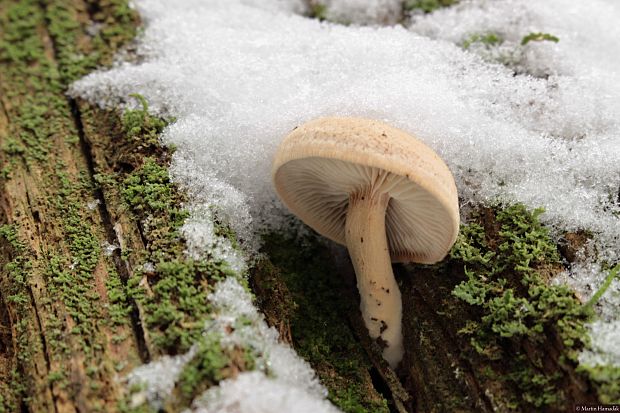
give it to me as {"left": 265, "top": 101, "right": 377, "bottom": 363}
{"left": 345, "top": 190, "right": 403, "bottom": 368}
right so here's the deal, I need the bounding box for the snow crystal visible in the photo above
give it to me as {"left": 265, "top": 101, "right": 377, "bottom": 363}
{"left": 126, "top": 349, "right": 196, "bottom": 409}
{"left": 180, "top": 205, "right": 248, "bottom": 274}
{"left": 207, "top": 278, "right": 327, "bottom": 398}
{"left": 87, "top": 198, "right": 101, "bottom": 210}
{"left": 70, "top": 0, "right": 620, "bottom": 388}
{"left": 188, "top": 371, "right": 341, "bottom": 413}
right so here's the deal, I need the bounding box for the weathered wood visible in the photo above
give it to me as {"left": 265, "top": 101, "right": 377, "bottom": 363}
{"left": 0, "top": 0, "right": 143, "bottom": 411}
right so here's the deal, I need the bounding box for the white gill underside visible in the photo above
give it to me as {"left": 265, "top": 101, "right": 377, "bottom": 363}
{"left": 277, "top": 157, "right": 454, "bottom": 263}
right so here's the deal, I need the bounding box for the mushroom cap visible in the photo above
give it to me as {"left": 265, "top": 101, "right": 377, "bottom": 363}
{"left": 272, "top": 117, "right": 460, "bottom": 264}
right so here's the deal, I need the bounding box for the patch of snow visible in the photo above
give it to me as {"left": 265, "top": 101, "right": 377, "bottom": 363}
{"left": 126, "top": 349, "right": 196, "bottom": 410}
{"left": 407, "top": 0, "right": 620, "bottom": 365}
{"left": 180, "top": 205, "right": 248, "bottom": 274}
{"left": 207, "top": 278, "right": 327, "bottom": 397}
{"left": 579, "top": 320, "right": 620, "bottom": 367}
{"left": 70, "top": 0, "right": 620, "bottom": 272}
{"left": 101, "top": 240, "right": 119, "bottom": 256}
{"left": 188, "top": 371, "right": 340, "bottom": 413}
{"left": 87, "top": 198, "right": 101, "bottom": 210}
{"left": 141, "top": 261, "right": 156, "bottom": 273}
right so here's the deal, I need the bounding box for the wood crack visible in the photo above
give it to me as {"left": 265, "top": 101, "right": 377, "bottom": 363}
{"left": 27, "top": 285, "right": 59, "bottom": 413}
{"left": 69, "top": 99, "right": 150, "bottom": 364}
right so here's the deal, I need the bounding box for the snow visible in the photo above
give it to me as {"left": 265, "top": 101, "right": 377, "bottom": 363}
{"left": 580, "top": 320, "right": 620, "bottom": 367}
{"left": 127, "top": 348, "right": 196, "bottom": 410}
{"left": 69, "top": 0, "right": 620, "bottom": 408}
{"left": 180, "top": 205, "right": 248, "bottom": 273}
{"left": 206, "top": 278, "right": 327, "bottom": 397}
{"left": 124, "top": 278, "right": 329, "bottom": 411}
{"left": 188, "top": 371, "right": 340, "bottom": 413}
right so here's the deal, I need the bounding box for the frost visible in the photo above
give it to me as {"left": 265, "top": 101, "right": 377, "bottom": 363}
{"left": 127, "top": 349, "right": 196, "bottom": 410}
{"left": 70, "top": 0, "right": 620, "bottom": 399}
{"left": 87, "top": 198, "right": 101, "bottom": 210}
{"left": 101, "top": 240, "right": 119, "bottom": 256}
{"left": 188, "top": 371, "right": 340, "bottom": 413}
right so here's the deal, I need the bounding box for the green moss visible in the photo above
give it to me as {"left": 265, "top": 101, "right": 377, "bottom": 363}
{"left": 0, "top": 226, "right": 34, "bottom": 351}
{"left": 47, "top": 370, "right": 66, "bottom": 385}
{"left": 462, "top": 32, "right": 503, "bottom": 49}
{"left": 43, "top": 171, "right": 104, "bottom": 356}
{"left": 134, "top": 260, "right": 216, "bottom": 352}
{"left": 404, "top": 0, "right": 458, "bottom": 13}
{"left": 0, "top": 0, "right": 139, "bottom": 167}
{"left": 257, "top": 233, "right": 390, "bottom": 413}
{"left": 0, "top": 0, "right": 149, "bottom": 408}
{"left": 0, "top": 226, "right": 33, "bottom": 408}
{"left": 521, "top": 32, "right": 560, "bottom": 46}
{"left": 0, "top": 369, "right": 26, "bottom": 413}
{"left": 115, "top": 106, "right": 237, "bottom": 355}
{"left": 0, "top": 0, "right": 67, "bottom": 164}
{"left": 122, "top": 94, "right": 169, "bottom": 146}
{"left": 449, "top": 204, "right": 593, "bottom": 408}
{"left": 122, "top": 158, "right": 186, "bottom": 222}
{"left": 105, "top": 263, "right": 132, "bottom": 327}
{"left": 45, "top": 0, "right": 138, "bottom": 84}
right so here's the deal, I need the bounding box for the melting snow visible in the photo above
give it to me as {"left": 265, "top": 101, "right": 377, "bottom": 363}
{"left": 69, "top": 0, "right": 620, "bottom": 409}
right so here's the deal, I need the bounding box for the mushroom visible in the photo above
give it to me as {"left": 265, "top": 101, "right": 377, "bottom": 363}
{"left": 272, "top": 117, "right": 460, "bottom": 368}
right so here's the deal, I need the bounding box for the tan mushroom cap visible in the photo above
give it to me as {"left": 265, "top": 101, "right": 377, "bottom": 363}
{"left": 272, "top": 117, "right": 460, "bottom": 264}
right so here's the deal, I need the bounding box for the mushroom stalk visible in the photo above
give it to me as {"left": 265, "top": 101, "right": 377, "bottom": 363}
{"left": 345, "top": 190, "right": 403, "bottom": 368}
